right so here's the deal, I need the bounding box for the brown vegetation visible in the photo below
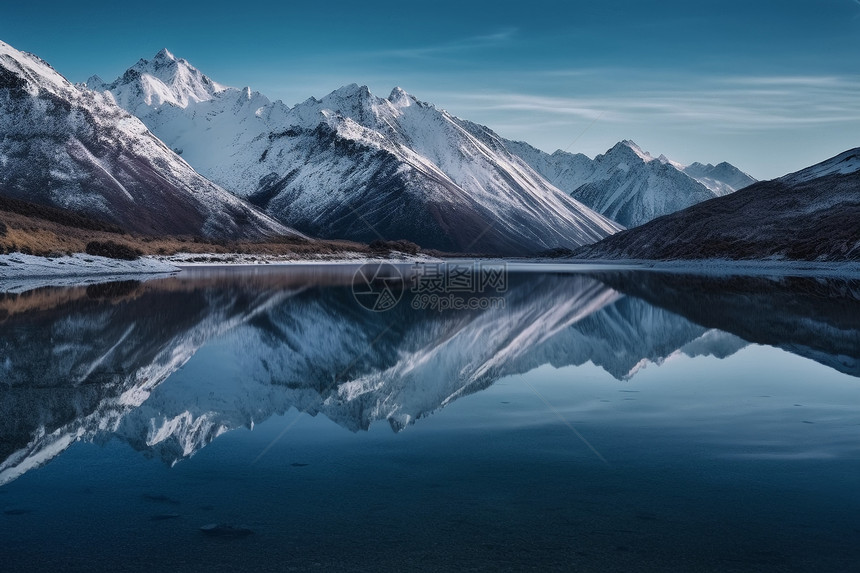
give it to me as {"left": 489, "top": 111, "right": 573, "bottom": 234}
{"left": 0, "top": 197, "right": 440, "bottom": 260}
{"left": 85, "top": 240, "right": 142, "bottom": 260}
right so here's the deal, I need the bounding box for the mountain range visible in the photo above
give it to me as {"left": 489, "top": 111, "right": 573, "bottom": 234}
{"left": 505, "top": 139, "right": 756, "bottom": 227}
{"left": 1, "top": 38, "right": 855, "bottom": 259}
{"left": 86, "top": 50, "right": 621, "bottom": 254}
{"left": 579, "top": 148, "right": 860, "bottom": 261}
{"left": 84, "top": 48, "right": 757, "bottom": 252}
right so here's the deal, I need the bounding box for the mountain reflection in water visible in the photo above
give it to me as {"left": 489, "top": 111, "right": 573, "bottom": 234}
{"left": 0, "top": 266, "right": 857, "bottom": 484}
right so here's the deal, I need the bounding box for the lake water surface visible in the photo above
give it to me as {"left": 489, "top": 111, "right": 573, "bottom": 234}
{"left": 1, "top": 264, "right": 859, "bottom": 571}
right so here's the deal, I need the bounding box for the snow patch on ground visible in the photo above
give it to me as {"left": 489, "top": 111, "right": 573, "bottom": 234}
{"left": 156, "top": 251, "right": 442, "bottom": 267}
{"left": 0, "top": 253, "right": 178, "bottom": 293}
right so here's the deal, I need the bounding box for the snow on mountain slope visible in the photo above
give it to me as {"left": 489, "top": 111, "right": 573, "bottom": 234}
{"left": 94, "top": 54, "right": 620, "bottom": 254}
{"left": 570, "top": 141, "right": 715, "bottom": 228}
{"left": 0, "top": 40, "right": 292, "bottom": 239}
{"left": 506, "top": 139, "right": 756, "bottom": 228}
{"left": 504, "top": 141, "right": 596, "bottom": 191}
{"left": 85, "top": 51, "right": 287, "bottom": 178}
{"left": 87, "top": 49, "right": 227, "bottom": 116}
{"left": 777, "top": 147, "right": 860, "bottom": 185}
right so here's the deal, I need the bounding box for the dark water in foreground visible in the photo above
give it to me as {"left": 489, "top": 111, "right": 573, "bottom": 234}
{"left": 1, "top": 264, "right": 859, "bottom": 572}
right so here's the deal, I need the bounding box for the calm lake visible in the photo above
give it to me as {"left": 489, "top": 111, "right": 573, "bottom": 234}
{"left": 1, "top": 264, "right": 859, "bottom": 572}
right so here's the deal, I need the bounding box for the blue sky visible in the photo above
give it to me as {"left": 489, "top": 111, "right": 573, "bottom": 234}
{"left": 3, "top": 0, "right": 859, "bottom": 179}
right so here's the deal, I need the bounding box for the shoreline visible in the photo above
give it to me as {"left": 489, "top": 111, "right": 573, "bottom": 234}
{"left": 565, "top": 258, "right": 860, "bottom": 278}
{"left": 2, "top": 251, "right": 858, "bottom": 294}
{"left": 0, "top": 252, "right": 180, "bottom": 293}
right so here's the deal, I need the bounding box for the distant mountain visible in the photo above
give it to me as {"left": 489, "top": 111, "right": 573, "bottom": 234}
{"left": 90, "top": 52, "right": 621, "bottom": 255}
{"left": 577, "top": 148, "right": 860, "bottom": 261}
{"left": 506, "top": 139, "right": 756, "bottom": 227}
{"left": 682, "top": 161, "right": 756, "bottom": 196}
{"left": 0, "top": 40, "right": 292, "bottom": 239}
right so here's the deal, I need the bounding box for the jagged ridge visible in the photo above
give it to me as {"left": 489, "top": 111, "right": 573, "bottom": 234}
{"left": 505, "top": 139, "right": 756, "bottom": 227}
{"left": 91, "top": 54, "right": 621, "bottom": 255}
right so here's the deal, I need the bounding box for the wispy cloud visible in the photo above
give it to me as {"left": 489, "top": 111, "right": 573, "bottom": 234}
{"left": 719, "top": 76, "right": 846, "bottom": 87}
{"left": 366, "top": 28, "right": 518, "bottom": 59}
{"left": 430, "top": 74, "right": 860, "bottom": 132}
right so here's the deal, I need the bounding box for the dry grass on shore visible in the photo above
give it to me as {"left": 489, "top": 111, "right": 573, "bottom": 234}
{"left": 0, "top": 201, "right": 414, "bottom": 260}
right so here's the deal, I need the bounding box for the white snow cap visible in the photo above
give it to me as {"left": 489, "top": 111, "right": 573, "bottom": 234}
{"left": 616, "top": 140, "right": 656, "bottom": 162}
{"left": 388, "top": 86, "right": 415, "bottom": 106}
{"left": 154, "top": 48, "right": 176, "bottom": 61}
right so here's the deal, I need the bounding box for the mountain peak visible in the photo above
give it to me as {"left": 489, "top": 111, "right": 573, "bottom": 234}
{"left": 621, "top": 140, "right": 654, "bottom": 160}
{"left": 99, "top": 50, "right": 228, "bottom": 111}
{"left": 330, "top": 83, "right": 372, "bottom": 100}
{"left": 682, "top": 161, "right": 757, "bottom": 194}
{"left": 0, "top": 37, "right": 291, "bottom": 241}
{"left": 388, "top": 86, "right": 415, "bottom": 106}
{"left": 85, "top": 74, "right": 106, "bottom": 89}
{"left": 657, "top": 153, "right": 686, "bottom": 170}
{"left": 0, "top": 39, "right": 72, "bottom": 95}
{"left": 314, "top": 84, "right": 377, "bottom": 119}
{"left": 153, "top": 48, "right": 176, "bottom": 63}
{"left": 605, "top": 140, "right": 654, "bottom": 163}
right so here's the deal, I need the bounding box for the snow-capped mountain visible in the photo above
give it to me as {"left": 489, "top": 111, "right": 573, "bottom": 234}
{"left": 578, "top": 147, "right": 860, "bottom": 261}
{"left": 0, "top": 40, "right": 291, "bottom": 239}
{"left": 90, "top": 52, "right": 621, "bottom": 254}
{"left": 682, "top": 161, "right": 756, "bottom": 196}
{"left": 505, "top": 139, "right": 756, "bottom": 228}
{"left": 83, "top": 49, "right": 279, "bottom": 173}
{"left": 85, "top": 49, "right": 227, "bottom": 117}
